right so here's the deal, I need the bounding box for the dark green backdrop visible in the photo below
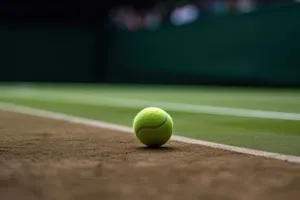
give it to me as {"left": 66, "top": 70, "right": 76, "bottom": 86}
{"left": 107, "top": 4, "right": 300, "bottom": 86}
{"left": 1, "top": 4, "right": 299, "bottom": 86}
{"left": 0, "top": 25, "right": 98, "bottom": 82}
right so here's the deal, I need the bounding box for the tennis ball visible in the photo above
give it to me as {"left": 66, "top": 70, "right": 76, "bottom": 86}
{"left": 133, "top": 107, "right": 173, "bottom": 148}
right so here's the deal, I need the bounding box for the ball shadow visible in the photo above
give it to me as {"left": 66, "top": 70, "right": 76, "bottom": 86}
{"left": 135, "top": 146, "right": 177, "bottom": 152}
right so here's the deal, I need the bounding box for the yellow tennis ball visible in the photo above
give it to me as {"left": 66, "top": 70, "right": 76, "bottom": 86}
{"left": 133, "top": 107, "right": 173, "bottom": 148}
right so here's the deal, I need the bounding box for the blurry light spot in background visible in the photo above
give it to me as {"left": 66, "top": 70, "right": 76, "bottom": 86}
{"left": 236, "top": 0, "right": 256, "bottom": 13}
{"left": 109, "top": 0, "right": 296, "bottom": 31}
{"left": 170, "top": 4, "right": 200, "bottom": 26}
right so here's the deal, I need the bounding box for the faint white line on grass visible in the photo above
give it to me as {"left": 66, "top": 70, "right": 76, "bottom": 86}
{"left": 2, "top": 91, "right": 300, "bottom": 120}
{"left": 0, "top": 102, "right": 300, "bottom": 164}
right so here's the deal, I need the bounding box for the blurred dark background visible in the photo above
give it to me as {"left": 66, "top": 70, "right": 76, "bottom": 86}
{"left": 0, "top": 0, "right": 299, "bottom": 87}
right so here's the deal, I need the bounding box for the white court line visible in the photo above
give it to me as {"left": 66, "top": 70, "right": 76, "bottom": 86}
{"left": 0, "top": 102, "right": 300, "bottom": 164}
{"left": 2, "top": 91, "right": 300, "bottom": 120}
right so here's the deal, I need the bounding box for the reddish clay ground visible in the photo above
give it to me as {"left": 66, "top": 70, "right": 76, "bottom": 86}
{"left": 0, "top": 111, "right": 300, "bottom": 200}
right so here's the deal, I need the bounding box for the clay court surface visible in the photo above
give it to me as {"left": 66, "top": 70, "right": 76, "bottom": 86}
{"left": 0, "top": 111, "right": 300, "bottom": 200}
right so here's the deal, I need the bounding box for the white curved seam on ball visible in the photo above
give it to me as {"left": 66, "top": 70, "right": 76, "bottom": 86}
{"left": 136, "top": 114, "right": 169, "bottom": 134}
